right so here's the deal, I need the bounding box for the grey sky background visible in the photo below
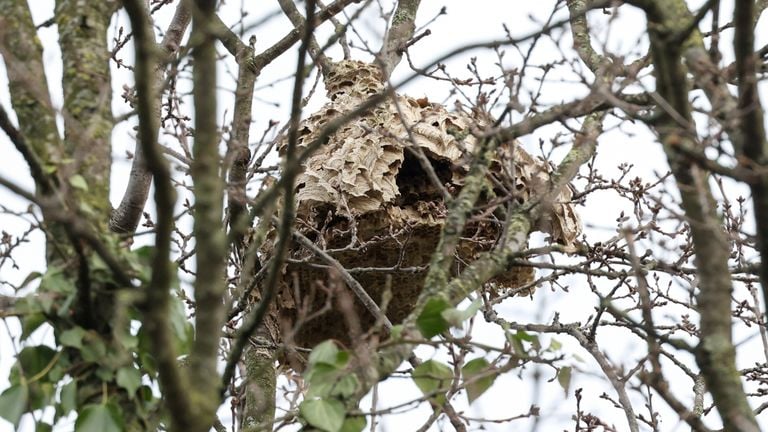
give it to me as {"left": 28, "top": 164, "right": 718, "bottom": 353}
{"left": 2, "top": 0, "right": 766, "bottom": 430}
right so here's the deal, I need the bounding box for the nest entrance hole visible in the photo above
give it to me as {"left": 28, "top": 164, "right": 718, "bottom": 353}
{"left": 395, "top": 151, "right": 453, "bottom": 205}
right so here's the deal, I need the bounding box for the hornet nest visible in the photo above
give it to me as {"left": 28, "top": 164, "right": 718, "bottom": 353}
{"left": 258, "top": 60, "right": 581, "bottom": 355}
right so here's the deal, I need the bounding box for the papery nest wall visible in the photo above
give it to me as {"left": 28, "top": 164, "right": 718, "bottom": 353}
{"left": 257, "top": 60, "right": 581, "bottom": 355}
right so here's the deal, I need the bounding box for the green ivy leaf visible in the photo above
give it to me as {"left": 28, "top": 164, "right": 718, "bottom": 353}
{"left": 115, "top": 330, "right": 138, "bottom": 350}
{"left": 39, "top": 267, "right": 75, "bottom": 295}
{"left": 461, "top": 358, "right": 497, "bottom": 403}
{"left": 441, "top": 298, "right": 482, "bottom": 328}
{"left": 308, "top": 341, "right": 344, "bottom": 367}
{"left": 300, "top": 398, "right": 345, "bottom": 432}
{"left": 87, "top": 255, "right": 116, "bottom": 285}
{"left": 35, "top": 422, "right": 53, "bottom": 432}
{"left": 95, "top": 367, "right": 114, "bottom": 382}
{"left": 169, "top": 295, "right": 193, "bottom": 355}
{"left": 28, "top": 382, "right": 55, "bottom": 411}
{"left": 136, "top": 329, "right": 157, "bottom": 376}
{"left": 332, "top": 374, "right": 359, "bottom": 398}
{"left": 412, "top": 360, "right": 452, "bottom": 404}
{"left": 12, "top": 345, "right": 58, "bottom": 385}
{"left": 333, "top": 350, "right": 349, "bottom": 368}
{"left": 116, "top": 367, "right": 142, "bottom": 396}
{"left": 0, "top": 384, "right": 28, "bottom": 426}
{"left": 515, "top": 330, "right": 535, "bottom": 342}
{"left": 69, "top": 174, "right": 88, "bottom": 191}
{"left": 548, "top": 338, "right": 562, "bottom": 351}
{"left": 339, "top": 415, "right": 366, "bottom": 432}
{"left": 37, "top": 267, "right": 76, "bottom": 316}
{"left": 125, "top": 246, "right": 154, "bottom": 283}
{"left": 59, "top": 381, "right": 77, "bottom": 415}
{"left": 75, "top": 404, "right": 123, "bottom": 432}
{"left": 20, "top": 312, "right": 46, "bottom": 341}
{"left": 416, "top": 298, "right": 451, "bottom": 338}
{"left": 507, "top": 330, "right": 535, "bottom": 358}
{"left": 79, "top": 332, "right": 107, "bottom": 363}
{"left": 137, "top": 385, "right": 155, "bottom": 403}
{"left": 510, "top": 330, "right": 540, "bottom": 351}
{"left": 308, "top": 341, "right": 338, "bottom": 366}
{"left": 557, "top": 366, "right": 572, "bottom": 395}
{"left": 60, "top": 327, "right": 86, "bottom": 349}
{"left": 531, "top": 335, "right": 541, "bottom": 351}
{"left": 306, "top": 364, "right": 359, "bottom": 399}
{"left": 306, "top": 364, "right": 338, "bottom": 398}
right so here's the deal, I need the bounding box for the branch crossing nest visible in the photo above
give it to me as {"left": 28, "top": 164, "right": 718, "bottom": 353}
{"left": 257, "top": 61, "right": 581, "bottom": 356}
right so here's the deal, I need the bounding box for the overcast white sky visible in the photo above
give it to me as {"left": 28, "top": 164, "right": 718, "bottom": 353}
{"left": 2, "top": 0, "right": 767, "bottom": 431}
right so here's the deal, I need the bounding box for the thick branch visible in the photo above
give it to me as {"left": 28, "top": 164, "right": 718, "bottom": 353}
{"left": 566, "top": 0, "right": 611, "bottom": 73}
{"left": 566, "top": 0, "right": 648, "bottom": 75}
{"left": 635, "top": 0, "right": 759, "bottom": 429}
{"left": 0, "top": 0, "right": 62, "bottom": 183}
{"left": 188, "top": 0, "right": 229, "bottom": 428}
{"left": 226, "top": 46, "right": 258, "bottom": 245}
{"left": 379, "top": 0, "right": 421, "bottom": 78}
{"left": 0, "top": 105, "right": 54, "bottom": 195}
{"left": 121, "top": 1, "right": 193, "bottom": 430}
{"left": 55, "top": 0, "right": 115, "bottom": 223}
{"left": 735, "top": 0, "right": 768, "bottom": 328}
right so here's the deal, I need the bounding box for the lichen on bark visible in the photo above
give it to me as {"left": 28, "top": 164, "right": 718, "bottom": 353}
{"left": 55, "top": 0, "right": 117, "bottom": 226}
{"left": 0, "top": 1, "right": 62, "bottom": 169}
{"left": 632, "top": 0, "right": 760, "bottom": 429}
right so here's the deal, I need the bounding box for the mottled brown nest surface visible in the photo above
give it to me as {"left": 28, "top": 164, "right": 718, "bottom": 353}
{"left": 257, "top": 60, "right": 581, "bottom": 356}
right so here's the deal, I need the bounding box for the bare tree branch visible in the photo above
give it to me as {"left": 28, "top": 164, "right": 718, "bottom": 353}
{"left": 625, "top": 0, "right": 761, "bottom": 429}
{"left": 735, "top": 0, "right": 768, "bottom": 327}
{"left": 111, "top": 1, "right": 191, "bottom": 234}
{"left": 121, "top": 1, "right": 194, "bottom": 429}
{"left": 278, "top": 0, "right": 333, "bottom": 73}
{"left": 221, "top": 0, "right": 320, "bottom": 400}
{"left": 379, "top": 0, "right": 421, "bottom": 78}
{"left": 0, "top": 0, "right": 62, "bottom": 184}
{"left": 187, "top": 0, "right": 230, "bottom": 427}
